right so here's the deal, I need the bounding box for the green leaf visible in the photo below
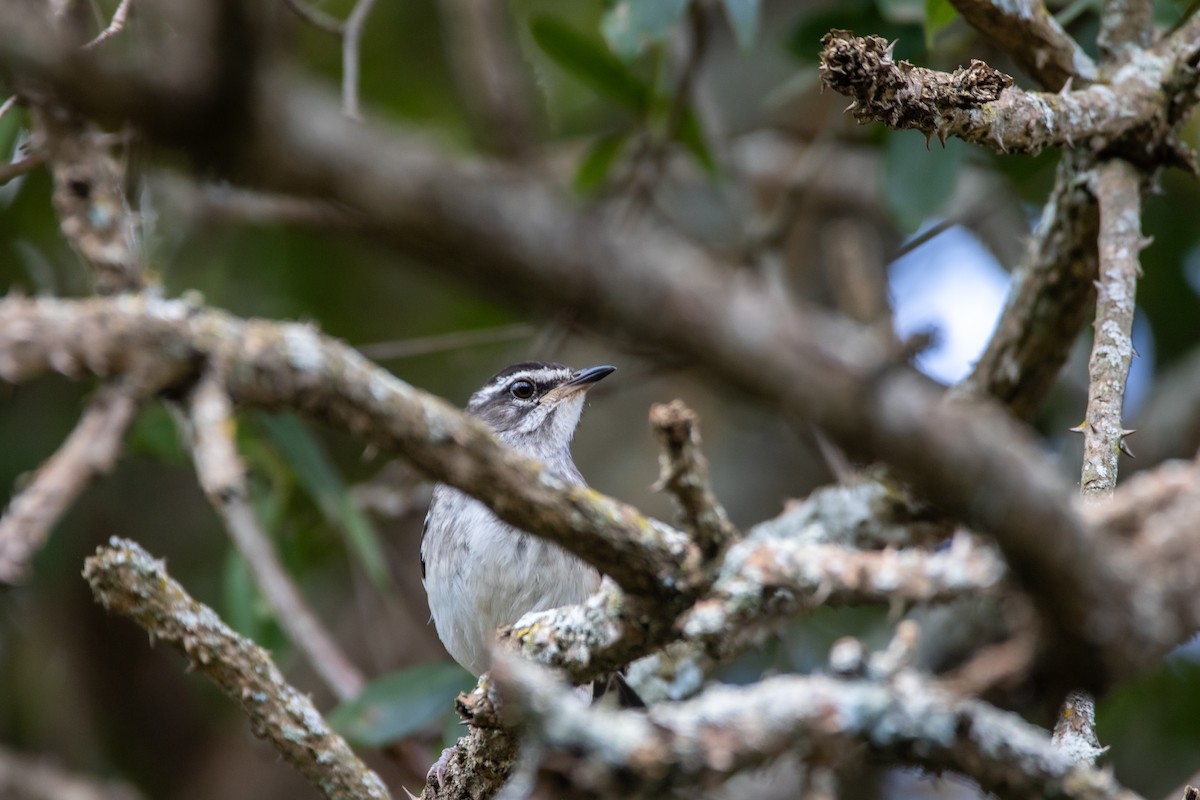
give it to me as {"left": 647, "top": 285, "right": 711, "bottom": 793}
{"left": 923, "top": 0, "right": 958, "bottom": 46}
{"left": 601, "top": 0, "right": 689, "bottom": 61}
{"left": 530, "top": 16, "right": 650, "bottom": 112}
{"left": 328, "top": 662, "right": 476, "bottom": 747}
{"left": 220, "top": 549, "right": 276, "bottom": 642}
{"left": 127, "top": 403, "right": 188, "bottom": 465}
{"left": 722, "top": 0, "right": 760, "bottom": 50}
{"left": 258, "top": 413, "right": 391, "bottom": 589}
{"left": 574, "top": 130, "right": 631, "bottom": 194}
{"left": 677, "top": 109, "right": 716, "bottom": 175}
{"left": 882, "top": 131, "right": 966, "bottom": 232}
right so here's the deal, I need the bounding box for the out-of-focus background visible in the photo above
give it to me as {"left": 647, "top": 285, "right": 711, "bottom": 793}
{"left": 1, "top": 0, "right": 1199, "bottom": 797}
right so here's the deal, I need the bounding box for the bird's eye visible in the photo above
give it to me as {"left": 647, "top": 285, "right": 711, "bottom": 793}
{"left": 509, "top": 380, "right": 535, "bottom": 400}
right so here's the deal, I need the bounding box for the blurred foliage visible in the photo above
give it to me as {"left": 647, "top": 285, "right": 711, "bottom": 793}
{"left": 1, "top": 0, "right": 1199, "bottom": 798}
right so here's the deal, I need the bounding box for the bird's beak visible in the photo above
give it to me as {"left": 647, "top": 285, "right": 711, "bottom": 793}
{"left": 542, "top": 365, "right": 615, "bottom": 403}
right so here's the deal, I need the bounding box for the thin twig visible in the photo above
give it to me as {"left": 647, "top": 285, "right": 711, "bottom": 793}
{"left": 282, "top": 0, "right": 345, "bottom": 37}
{"left": 342, "top": 0, "right": 378, "bottom": 120}
{"left": 186, "top": 369, "right": 366, "bottom": 701}
{"left": 649, "top": 399, "right": 737, "bottom": 559}
{"left": 83, "top": 0, "right": 132, "bottom": 49}
{"left": 82, "top": 538, "right": 391, "bottom": 800}
{"left": 0, "top": 152, "right": 46, "bottom": 186}
{"left": 0, "top": 94, "right": 16, "bottom": 123}
{"left": 1079, "top": 159, "right": 1142, "bottom": 500}
{"left": 0, "top": 384, "right": 140, "bottom": 583}
{"left": 357, "top": 323, "right": 534, "bottom": 361}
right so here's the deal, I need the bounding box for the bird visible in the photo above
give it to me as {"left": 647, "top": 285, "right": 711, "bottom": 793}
{"left": 421, "top": 361, "right": 614, "bottom": 678}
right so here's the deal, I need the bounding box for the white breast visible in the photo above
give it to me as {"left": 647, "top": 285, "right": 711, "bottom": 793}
{"left": 422, "top": 486, "right": 601, "bottom": 676}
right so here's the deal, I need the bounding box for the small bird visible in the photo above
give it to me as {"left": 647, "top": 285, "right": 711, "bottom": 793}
{"left": 421, "top": 361, "right": 614, "bottom": 677}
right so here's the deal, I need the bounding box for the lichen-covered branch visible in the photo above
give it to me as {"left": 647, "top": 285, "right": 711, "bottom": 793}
{"left": 82, "top": 538, "right": 391, "bottom": 800}
{"left": 0, "top": 383, "right": 140, "bottom": 582}
{"left": 186, "top": 369, "right": 367, "bottom": 701}
{"left": 956, "top": 154, "right": 1099, "bottom": 419}
{"left": 649, "top": 400, "right": 737, "bottom": 559}
{"left": 819, "top": 32, "right": 1183, "bottom": 167}
{"left": 680, "top": 533, "right": 1006, "bottom": 663}
{"left": 491, "top": 655, "right": 1142, "bottom": 800}
{"left": 948, "top": 0, "right": 1097, "bottom": 90}
{"left": 1080, "top": 159, "right": 1142, "bottom": 499}
{"left": 1098, "top": 0, "right": 1154, "bottom": 64}
{"left": 31, "top": 108, "right": 146, "bottom": 294}
{"left": 0, "top": 295, "right": 702, "bottom": 603}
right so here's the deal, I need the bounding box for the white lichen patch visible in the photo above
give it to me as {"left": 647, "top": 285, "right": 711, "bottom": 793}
{"left": 283, "top": 325, "right": 326, "bottom": 373}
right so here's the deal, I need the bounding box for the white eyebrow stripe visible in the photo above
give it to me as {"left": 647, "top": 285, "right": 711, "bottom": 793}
{"left": 489, "top": 368, "right": 570, "bottom": 388}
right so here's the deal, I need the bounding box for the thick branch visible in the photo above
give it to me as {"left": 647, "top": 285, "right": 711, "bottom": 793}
{"left": 819, "top": 32, "right": 1182, "bottom": 168}
{"left": 0, "top": 295, "right": 702, "bottom": 602}
{"left": 82, "top": 538, "right": 391, "bottom": 800}
{"left": 948, "top": 0, "right": 1097, "bottom": 90}
{"left": 1080, "top": 159, "right": 1142, "bottom": 499}
{"left": 956, "top": 154, "right": 1099, "bottom": 419}
{"left": 492, "top": 655, "right": 1142, "bottom": 800}
{"left": 0, "top": 383, "right": 139, "bottom": 582}
{"left": 187, "top": 369, "right": 366, "bottom": 700}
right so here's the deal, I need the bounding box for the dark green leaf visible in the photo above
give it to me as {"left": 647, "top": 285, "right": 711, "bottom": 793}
{"left": 258, "top": 413, "right": 391, "bottom": 589}
{"left": 788, "top": 2, "right": 926, "bottom": 64}
{"left": 221, "top": 548, "right": 286, "bottom": 650}
{"left": 722, "top": 0, "right": 761, "bottom": 50}
{"left": 601, "top": 0, "right": 689, "bottom": 61}
{"left": 530, "top": 16, "right": 650, "bottom": 112}
{"left": 127, "top": 403, "right": 188, "bottom": 465}
{"left": 924, "top": 0, "right": 958, "bottom": 46}
{"left": 574, "top": 130, "right": 631, "bottom": 194}
{"left": 677, "top": 110, "right": 716, "bottom": 175}
{"left": 328, "top": 662, "right": 476, "bottom": 747}
{"left": 882, "top": 131, "right": 966, "bottom": 231}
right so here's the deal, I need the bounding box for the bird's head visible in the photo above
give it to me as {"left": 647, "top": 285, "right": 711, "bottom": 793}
{"left": 466, "top": 361, "right": 614, "bottom": 452}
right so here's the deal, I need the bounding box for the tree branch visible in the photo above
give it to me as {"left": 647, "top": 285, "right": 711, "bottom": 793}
{"left": 1080, "top": 159, "right": 1142, "bottom": 499}
{"left": 0, "top": 383, "right": 140, "bottom": 582}
{"left": 82, "top": 537, "right": 391, "bottom": 800}
{"left": 818, "top": 32, "right": 1187, "bottom": 169}
{"left": 186, "top": 368, "right": 366, "bottom": 701}
{"left": 0, "top": 295, "right": 703, "bottom": 603}
{"left": 491, "top": 654, "right": 1142, "bottom": 800}
{"left": 1098, "top": 0, "right": 1154, "bottom": 64}
{"left": 948, "top": 0, "right": 1097, "bottom": 90}
{"left": 956, "top": 153, "right": 1099, "bottom": 419}
{"left": 649, "top": 400, "right": 737, "bottom": 559}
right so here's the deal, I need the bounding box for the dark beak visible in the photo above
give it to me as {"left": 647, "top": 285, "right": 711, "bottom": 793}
{"left": 565, "top": 365, "right": 616, "bottom": 388}
{"left": 544, "top": 365, "right": 615, "bottom": 402}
